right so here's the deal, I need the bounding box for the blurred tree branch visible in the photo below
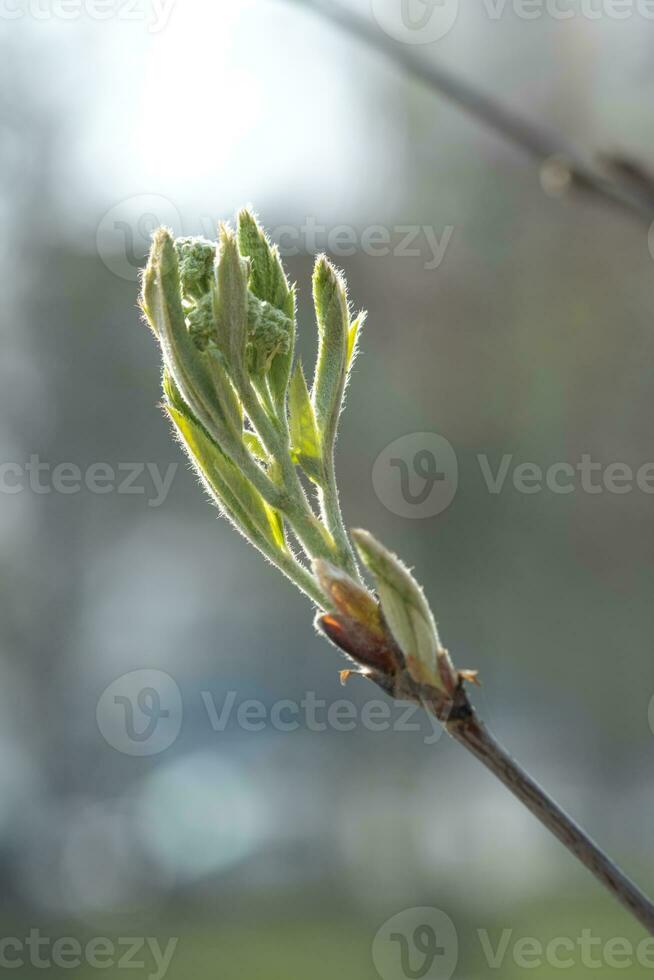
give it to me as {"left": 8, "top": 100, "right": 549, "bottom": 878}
{"left": 285, "top": 0, "right": 654, "bottom": 226}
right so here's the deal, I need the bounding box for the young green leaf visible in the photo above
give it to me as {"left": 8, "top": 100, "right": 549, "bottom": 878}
{"left": 238, "top": 209, "right": 296, "bottom": 410}
{"left": 347, "top": 311, "right": 366, "bottom": 368}
{"left": 142, "top": 229, "right": 238, "bottom": 454}
{"left": 351, "top": 528, "right": 452, "bottom": 691}
{"left": 237, "top": 208, "right": 291, "bottom": 310}
{"left": 243, "top": 430, "right": 268, "bottom": 460}
{"left": 267, "top": 284, "right": 296, "bottom": 413}
{"left": 214, "top": 223, "right": 250, "bottom": 374}
{"left": 289, "top": 361, "right": 322, "bottom": 483}
{"left": 205, "top": 348, "right": 243, "bottom": 436}
{"left": 167, "top": 403, "right": 285, "bottom": 554}
{"left": 162, "top": 368, "right": 188, "bottom": 417}
{"left": 174, "top": 237, "right": 216, "bottom": 302}
{"left": 311, "top": 256, "right": 350, "bottom": 451}
{"left": 263, "top": 501, "right": 286, "bottom": 551}
{"left": 246, "top": 293, "right": 293, "bottom": 377}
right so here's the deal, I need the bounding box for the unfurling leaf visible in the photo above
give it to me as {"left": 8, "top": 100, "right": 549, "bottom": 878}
{"left": 167, "top": 403, "right": 285, "bottom": 554}
{"left": 162, "top": 368, "right": 188, "bottom": 417}
{"left": 205, "top": 348, "right": 242, "bottom": 435}
{"left": 237, "top": 208, "right": 292, "bottom": 311}
{"left": 174, "top": 236, "right": 216, "bottom": 302}
{"left": 347, "top": 311, "right": 366, "bottom": 368}
{"left": 214, "top": 223, "right": 250, "bottom": 374}
{"left": 246, "top": 293, "right": 293, "bottom": 376}
{"left": 141, "top": 229, "right": 238, "bottom": 453}
{"left": 311, "top": 255, "right": 350, "bottom": 450}
{"left": 243, "top": 430, "right": 267, "bottom": 460}
{"left": 238, "top": 209, "right": 296, "bottom": 409}
{"left": 351, "top": 528, "right": 456, "bottom": 693}
{"left": 289, "top": 362, "right": 322, "bottom": 482}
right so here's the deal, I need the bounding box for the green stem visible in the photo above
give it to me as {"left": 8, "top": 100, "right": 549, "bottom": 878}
{"left": 275, "top": 549, "right": 327, "bottom": 607}
{"left": 442, "top": 692, "right": 654, "bottom": 935}
{"left": 236, "top": 372, "right": 336, "bottom": 563}
{"left": 200, "top": 464, "right": 326, "bottom": 607}
{"left": 319, "top": 449, "right": 360, "bottom": 580}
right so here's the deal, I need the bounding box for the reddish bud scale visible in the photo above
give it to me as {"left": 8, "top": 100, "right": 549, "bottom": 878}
{"left": 317, "top": 613, "right": 401, "bottom": 676}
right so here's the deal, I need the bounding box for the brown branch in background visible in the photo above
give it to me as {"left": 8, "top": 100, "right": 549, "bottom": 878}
{"left": 285, "top": 0, "right": 654, "bottom": 227}
{"left": 598, "top": 153, "right": 654, "bottom": 210}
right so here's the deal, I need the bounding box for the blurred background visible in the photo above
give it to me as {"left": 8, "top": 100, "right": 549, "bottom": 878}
{"left": 1, "top": 0, "right": 654, "bottom": 976}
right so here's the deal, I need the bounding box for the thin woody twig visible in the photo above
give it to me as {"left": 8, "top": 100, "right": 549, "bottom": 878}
{"left": 443, "top": 693, "right": 654, "bottom": 934}
{"left": 367, "top": 665, "right": 654, "bottom": 935}
{"left": 284, "top": 0, "right": 654, "bottom": 226}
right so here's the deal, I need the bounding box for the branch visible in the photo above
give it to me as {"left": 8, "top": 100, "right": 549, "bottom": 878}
{"left": 284, "top": 0, "right": 654, "bottom": 226}
{"left": 365, "top": 666, "right": 654, "bottom": 935}
{"left": 447, "top": 694, "right": 654, "bottom": 933}
{"left": 319, "top": 535, "right": 654, "bottom": 934}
